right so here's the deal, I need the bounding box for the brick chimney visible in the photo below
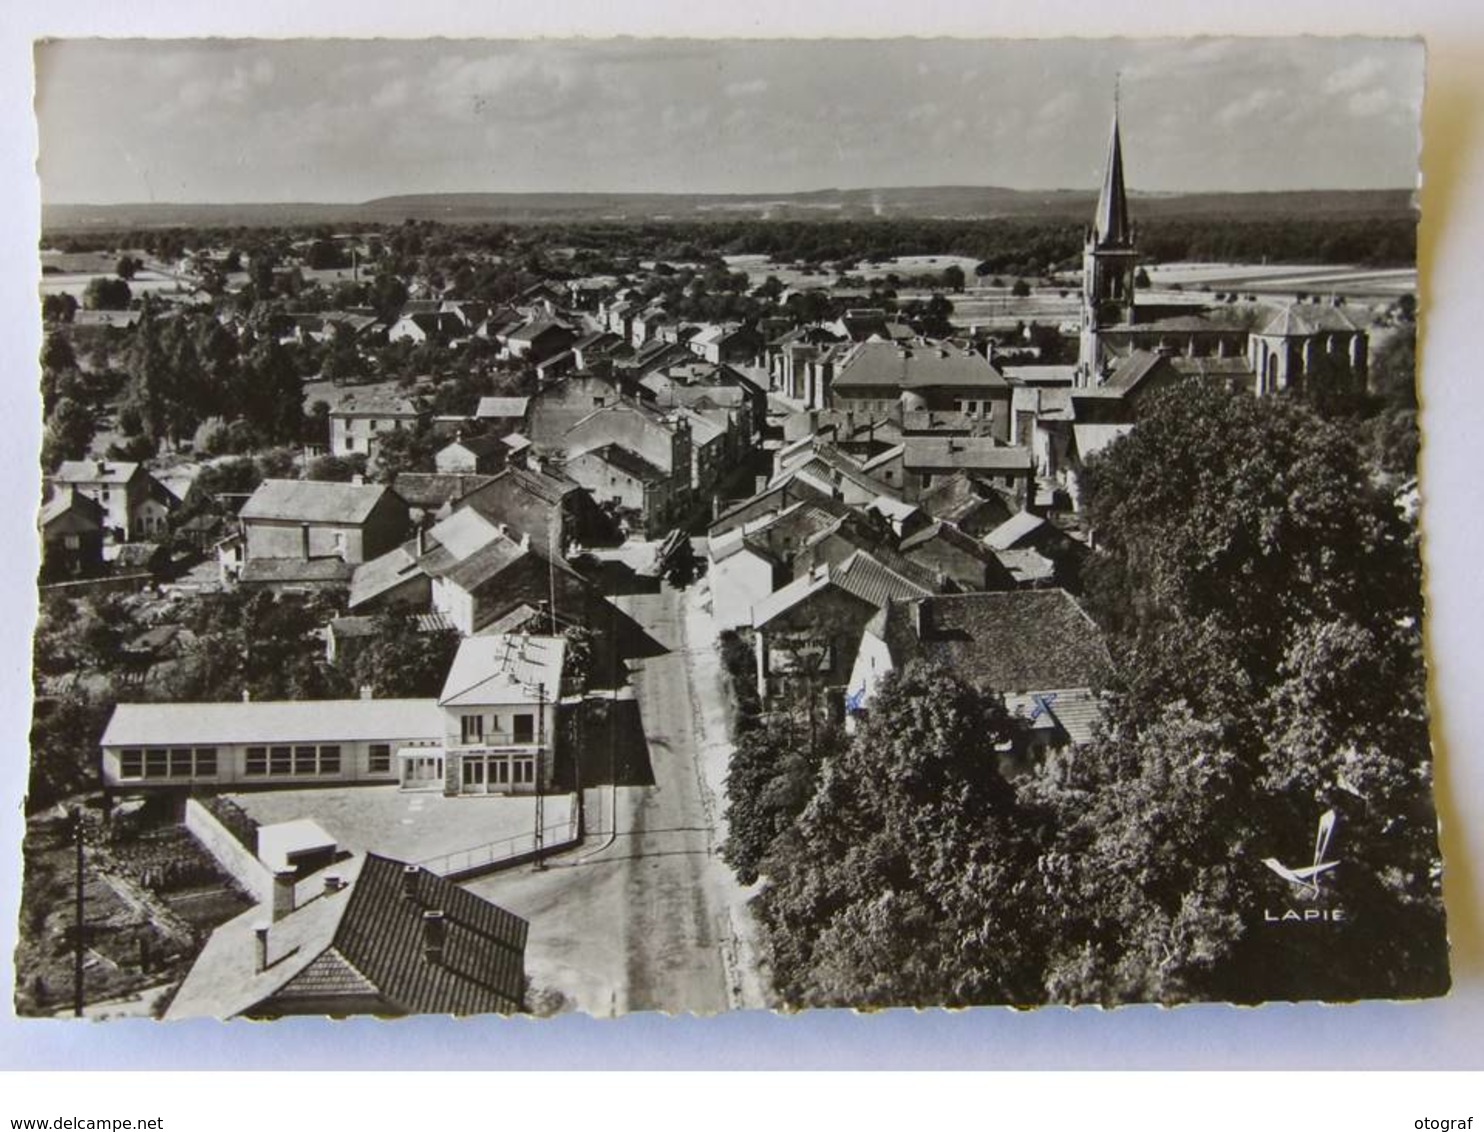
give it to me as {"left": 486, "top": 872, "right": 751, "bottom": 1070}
{"left": 253, "top": 922, "right": 270, "bottom": 972}
{"left": 401, "top": 863, "right": 421, "bottom": 904}
{"left": 913, "top": 598, "right": 932, "bottom": 641}
{"left": 271, "top": 869, "right": 296, "bottom": 923}
{"left": 421, "top": 910, "right": 447, "bottom": 966}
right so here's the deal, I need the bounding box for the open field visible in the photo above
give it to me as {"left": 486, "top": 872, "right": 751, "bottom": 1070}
{"left": 1146, "top": 262, "right": 1416, "bottom": 299}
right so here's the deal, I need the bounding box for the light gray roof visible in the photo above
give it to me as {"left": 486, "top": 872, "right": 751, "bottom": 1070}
{"left": 52, "top": 459, "right": 141, "bottom": 487}
{"left": 328, "top": 391, "right": 420, "bottom": 418}
{"left": 475, "top": 396, "right": 532, "bottom": 418}
{"left": 901, "top": 437, "right": 1034, "bottom": 473}
{"left": 239, "top": 479, "right": 393, "bottom": 525}
{"left": 101, "top": 698, "right": 446, "bottom": 748}
{"left": 985, "top": 510, "right": 1048, "bottom": 551}
{"left": 834, "top": 341, "right": 1007, "bottom": 391}
{"left": 439, "top": 635, "right": 565, "bottom": 708}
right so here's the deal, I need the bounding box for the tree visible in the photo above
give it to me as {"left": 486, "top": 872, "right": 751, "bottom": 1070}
{"left": 1010, "top": 278, "right": 1031, "bottom": 298}
{"left": 1370, "top": 324, "right": 1417, "bottom": 411}
{"left": 306, "top": 453, "right": 368, "bottom": 482}
{"left": 1134, "top": 266, "right": 1152, "bottom": 288}
{"left": 27, "top": 692, "right": 112, "bottom": 813}
{"left": 1080, "top": 388, "right": 1419, "bottom": 733}
{"left": 83, "top": 276, "right": 131, "bottom": 311}
{"left": 41, "top": 397, "right": 96, "bottom": 470}
{"left": 1064, "top": 387, "right": 1446, "bottom": 1003}
{"left": 240, "top": 339, "right": 305, "bottom": 445}
{"left": 756, "top": 661, "right": 1042, "bottom": 1008}
{"left": 941, "top": 263, "right": 966, "bottom": 292}
{"left": 42, "top": 293, "right": 78, "bottom": 324}
{"left": 370, "top": 419, "right": 436, "bottom": 481}
{"left": 721, "top": 714, "right": 832, "bottom": 885}
{"left": 115, "top": 255, "right": 141, "bottom": 280}
{"left": 346, "top": 610, "right": 460, "bottom": 699}
{"left": 122, "top": 302, "right": 172, "bottom": 444}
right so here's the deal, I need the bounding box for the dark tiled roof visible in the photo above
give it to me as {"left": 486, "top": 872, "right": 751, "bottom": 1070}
{"left": 441, "top": 433, "right": 506, "bottom": 459}
{"left": 240, "top": 558, "right": 355, "bottom": 584}
{"left": 39, "top": 488, "right": 104, "bottom": 530}
{"left": 833, "top": 550, "right": 935, "bottom": 608}
{"left": 898, "top": 591, "right": 1110, "bottom": 694}
{"left": 392, "top": 472, "right": 497, "bottom": 510}
{"left": 1257, "top": 303, "right": 1362, "bottom": 337}
{"left": 578, "top": 444, "right": 667, "bottom": 483}
{"left": 320, "top": 854, "right": 527, "bottom": 1015}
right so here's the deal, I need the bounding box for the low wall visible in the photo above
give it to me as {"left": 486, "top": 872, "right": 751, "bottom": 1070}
{"left": 183, "top": 797, "right": 273, "bottom": 905}
{"left": 39, "top": 572, "right": 154, "bottom": 599}
{"left": 426, "top": 794, "right": 583, "bottom": 882}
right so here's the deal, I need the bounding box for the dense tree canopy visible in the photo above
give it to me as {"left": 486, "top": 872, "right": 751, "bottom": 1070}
{"left": 737, "top": 390, "right": 1445, "bottom": 1009}
{"left": 756, "top": 662, "right": 1043, "bottom": 1008}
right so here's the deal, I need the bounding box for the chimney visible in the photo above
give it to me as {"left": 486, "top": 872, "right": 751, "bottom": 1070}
{"left": 300, "top": 522, "right": 311, "bottom": 560}
{"left": 271, "top": 869, "right": 296, "bottom": 923}
{"left": 422, "top": 910, "right": 447, "bottom": 966}
{"left": 415, "top": 525, "right": 426, "bottom": 557}
{"left": 242, "top": 689, "right": 252, "bottom": 703}
{"left": 253, "top": 922, "right": 270, "bottom": 973}
{"left": 95, "top": 459, "right": 107, "bottom": 475}
{"left": 402, "top": 863, "right": 421, "bottom": 904}
{"left": 359, "top": 684, "right": 374, "bottom": 701}
{"left": 519, "top": 530, "right": 531, "bottom": 551}
{"left": 351, "top": 473, "right": 365, "bottom": 486}
{"left": 323, "top": 874, "right": 345, "bottom": 897}
{"left": 913, "top": 599, "right": 931, "bottom": 641}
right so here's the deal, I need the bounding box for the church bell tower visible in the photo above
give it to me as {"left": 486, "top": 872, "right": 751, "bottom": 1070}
{"left": 1077, "top": 104, "right": 1140, "bottom": 383}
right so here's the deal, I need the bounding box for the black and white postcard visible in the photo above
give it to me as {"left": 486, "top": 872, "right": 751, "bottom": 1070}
{"left": 20, "top": 36, "right": 1447, "bottom": 1020}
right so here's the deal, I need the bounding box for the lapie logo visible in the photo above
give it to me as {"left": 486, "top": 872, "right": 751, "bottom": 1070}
{"left": 1261, "top": 809, "right": 1346, "bottom": 924}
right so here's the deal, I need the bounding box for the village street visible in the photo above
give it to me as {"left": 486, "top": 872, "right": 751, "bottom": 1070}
{"left": 465, "top": 577, "right": 767, "bottom": 1017}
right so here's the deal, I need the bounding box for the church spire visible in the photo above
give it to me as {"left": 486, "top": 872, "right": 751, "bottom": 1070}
{"left": 1093, "top": 103, "right": 1130, "bottom": 247}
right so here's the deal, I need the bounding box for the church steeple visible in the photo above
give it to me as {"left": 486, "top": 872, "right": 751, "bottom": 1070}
{"left": 1078, "top": 93, "right": 1140, "bottom": 382}
{"left": 1093, "top": 108, "right": 1131, "bottom": 247}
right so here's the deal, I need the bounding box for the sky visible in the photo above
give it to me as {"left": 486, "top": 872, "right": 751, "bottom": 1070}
{"left": 36, "top": 36, "right": 1425, "bottom": 209}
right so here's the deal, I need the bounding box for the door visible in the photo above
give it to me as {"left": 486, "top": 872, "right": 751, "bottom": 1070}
{"left": 461, "top": 756, "right": 488, "bottom": 795}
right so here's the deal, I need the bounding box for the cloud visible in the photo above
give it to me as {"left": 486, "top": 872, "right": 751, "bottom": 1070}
{"left": 724, "top": 78, "right": 768, "bottom": 98}
{"left": 1216, "top": 87, "right": 1282, "bottom": 127}
{"left": 371, "top": 78, "right": 410, "bottom": 109}
{"left": 424, "top": 48, "right": 609, "bottom": 124}
{"left": 1035, "top": 89, "right": 1079, "bottom": 123}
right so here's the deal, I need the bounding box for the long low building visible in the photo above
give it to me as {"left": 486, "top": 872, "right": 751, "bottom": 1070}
{"left": 100, "top": 634, "right": 568, "bottom": 798}
{"left": 100, "top": 697, "right": 445, "bottom": 791}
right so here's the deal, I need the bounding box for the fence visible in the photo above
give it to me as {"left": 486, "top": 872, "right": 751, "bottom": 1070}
{"left": 418, "top": 796, "right": 582, "bottom": 881}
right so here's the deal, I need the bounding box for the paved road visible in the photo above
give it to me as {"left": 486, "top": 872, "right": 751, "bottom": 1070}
{"left": 467, "top": 580, "right": 755, "bottom": 1016}
{"left": 611, "top": 584, "right": 732, "bottom": 1014}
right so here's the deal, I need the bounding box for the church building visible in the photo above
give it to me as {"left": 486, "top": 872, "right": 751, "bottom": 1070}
{"left": 1075, "top": 108, "right": 1368, "bottom": 397}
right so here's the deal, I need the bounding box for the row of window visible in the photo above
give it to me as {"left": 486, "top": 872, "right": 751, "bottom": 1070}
{"left": 459, "top": 753, "right": 537, "bottom": 789}
{"left": 116, "top": 743, "right": 397, "bottom": 780}
{"left": 245, "top": 745, "right": 342, "bottom": 777}
{"left": 118, "top": 747, "right": 218, "bottom": 781}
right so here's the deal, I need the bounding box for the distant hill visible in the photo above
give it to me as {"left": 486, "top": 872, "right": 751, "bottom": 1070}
{"left": 41, "top": 186, "right": 1417, "bottom": 232}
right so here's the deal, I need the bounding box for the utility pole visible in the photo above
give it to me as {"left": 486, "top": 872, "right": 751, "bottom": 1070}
{"left": 72, "top": 807, "right": 85, "bottom": 1018}
{"left": 533, "top": 682, "right": 546, "bottom": 870}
